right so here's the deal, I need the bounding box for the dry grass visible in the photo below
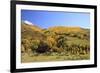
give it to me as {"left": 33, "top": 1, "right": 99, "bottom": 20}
{"left": 21, "top": 53, "right": 90, "bottom": 63}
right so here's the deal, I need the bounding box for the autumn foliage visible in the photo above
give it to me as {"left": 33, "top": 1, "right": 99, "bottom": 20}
{"left": 21, "top": 23, "right": 90, "bottom": 62}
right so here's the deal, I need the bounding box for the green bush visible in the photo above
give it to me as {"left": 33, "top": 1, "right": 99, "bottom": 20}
{"left": 30, "top": 40, "right": 40, "bottom": 52}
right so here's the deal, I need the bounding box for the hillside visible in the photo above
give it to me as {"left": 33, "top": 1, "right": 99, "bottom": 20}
{"left": 21, "top": 22, "right": 46, "bottom": 40}
{"left": 21, "top": 22, "right": 90, "bottom": 63}
{"left": 49, "top": 26, "right": 82, "bottom": 32}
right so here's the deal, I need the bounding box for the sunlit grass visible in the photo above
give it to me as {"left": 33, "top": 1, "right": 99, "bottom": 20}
{"left": 21, "top": 52, "right": 90, "bottom": 63}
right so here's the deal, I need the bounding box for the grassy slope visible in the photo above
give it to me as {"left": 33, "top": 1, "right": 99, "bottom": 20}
{"left": 21, "top": 23, "right": 90, "bottom": 62}
{"left": 21, "top": 23, "right": 46, "bottom": 40}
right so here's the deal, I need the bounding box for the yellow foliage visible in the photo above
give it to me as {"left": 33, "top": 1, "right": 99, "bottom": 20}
{"left": 48, "top": 26, "right": 83, "bottom": 33}
{"left": 52, "top": 47, "right": 64, "bottom": 53}
{"left": 46, "top": 36, "right": 57, "bottom": 47}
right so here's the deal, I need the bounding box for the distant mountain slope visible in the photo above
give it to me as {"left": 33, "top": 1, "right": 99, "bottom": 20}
{"left": 48, "top": 26, "right": 90, "bottom": 36}
{"left": 21, "top": 22, "right": 89, "bottom": 40}
{"left": 48, "top": 26, "right": 86, "bottom": 33}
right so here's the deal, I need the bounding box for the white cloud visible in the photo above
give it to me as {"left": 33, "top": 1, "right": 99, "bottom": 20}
{"left": 24, "top": 20, "right": 33, "bottom": 25}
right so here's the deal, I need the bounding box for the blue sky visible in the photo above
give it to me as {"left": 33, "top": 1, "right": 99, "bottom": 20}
{"left": 21, "top": 10, "right": 90, "bottom": 29}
